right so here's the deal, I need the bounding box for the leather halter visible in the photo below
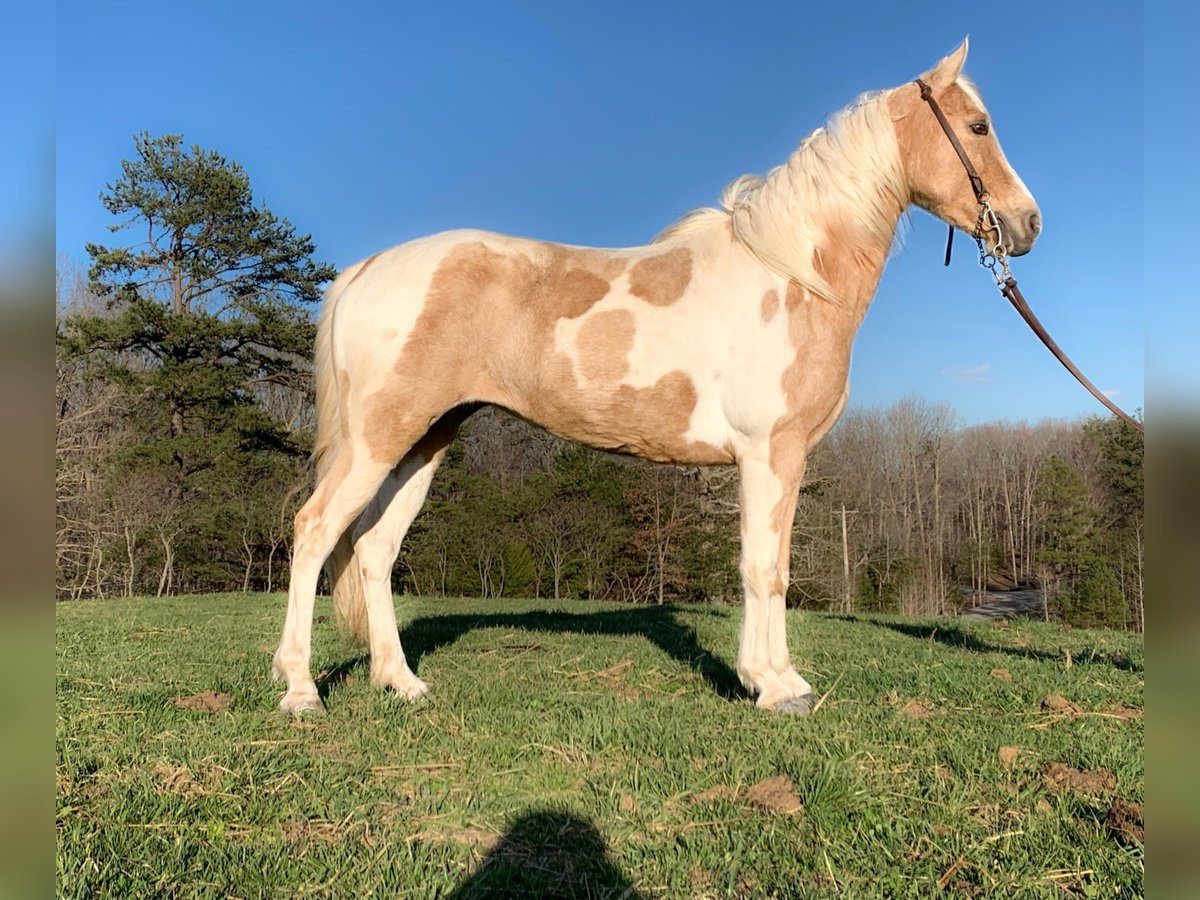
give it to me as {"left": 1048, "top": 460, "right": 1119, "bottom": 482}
{"left": 914, "top": 78, "right": 1144, "bottom": 434}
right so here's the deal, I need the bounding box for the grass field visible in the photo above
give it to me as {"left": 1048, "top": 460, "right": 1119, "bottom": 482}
{"left": 56, "top": 594, "right": 1144, "bottom": 898}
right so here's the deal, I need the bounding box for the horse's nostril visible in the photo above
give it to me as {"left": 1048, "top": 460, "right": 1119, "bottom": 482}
{"left": 1029, "top": 213, "right": 1042, "bottom": 235}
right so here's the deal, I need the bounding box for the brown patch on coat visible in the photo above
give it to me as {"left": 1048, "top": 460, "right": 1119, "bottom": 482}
{"left": 766, "top": 280, "right": 854, "bottom": 522}
{"left": 575, "top": 309, "right": 635, "bottom": 383}
{"left": 628, "top": 247, "right": 692, "bottom": 306}
{"left": 813, "top": 219, "right": 891, "bottom": 313}
{"left": 359, "top": 240, "right": 727, "bottom": 466}
{"left": 766, "top": 209, "right": 895, "bottom": 515}
{"left": 760, "top": 289, "right": 779, "bottom": 322}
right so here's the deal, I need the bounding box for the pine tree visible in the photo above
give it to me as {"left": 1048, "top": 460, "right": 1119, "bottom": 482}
{"left": 1034, "top": 455, "right": 1101, "bottom": 625}
{"left": 58, "top": 133, "right": 335, "bottom": 593}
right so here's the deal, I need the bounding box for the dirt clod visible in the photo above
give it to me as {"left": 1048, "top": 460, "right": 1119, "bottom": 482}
{"left": 1040, "top": 694, "right": 1082, "bottom": 715}
{"left": 1105, "top": 799, "right": 1143, "bottom": 846}
{"left": 989, "top": 668, "right": 1012, "bottom": 681}
{"left": 744, "top": 775, "right": 804, "bottom": 815}
{"left": 1103, "top": 703, "right": 1143, "bottom": 720}
{"left": 899, "top": 699, "right": 935, "bottom": 719}
{"left": 997, "top": 746, "right": 1021, "bottom": 769}
{"left": 1041, "top": 761, "right": 1116, "bottom": 797}
{"left": 173, "top": 691, "right": 232, "bottom": 713}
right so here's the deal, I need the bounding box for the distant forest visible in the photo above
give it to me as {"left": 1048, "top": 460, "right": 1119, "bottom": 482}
{"left": 55, "top": 135, "right": 1144, "bottom": 630}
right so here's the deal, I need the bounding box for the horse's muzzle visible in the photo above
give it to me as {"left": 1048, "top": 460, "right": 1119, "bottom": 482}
{"left": 999, "top": 208, "right": 1042, "bottom": 257}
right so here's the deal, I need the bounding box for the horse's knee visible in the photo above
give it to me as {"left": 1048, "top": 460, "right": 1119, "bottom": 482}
{"left": 740, "top": 557, "right": 779, "bottom": 599}
{"left": 355, "top": 541, "right": 394, "bottom": 584}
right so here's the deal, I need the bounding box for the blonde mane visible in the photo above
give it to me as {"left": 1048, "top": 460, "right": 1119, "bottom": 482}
{"left": 656, "top": 90, "right": 908, "bottom": 306}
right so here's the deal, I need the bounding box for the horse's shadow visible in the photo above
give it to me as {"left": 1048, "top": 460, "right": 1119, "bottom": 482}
{"left": 829, "top": 615, "right": 1143, "bottom": 673}
{"left": 446, "top": 808, "right": 642, "bottom": 899}
{"left": 316, "top": 603, "right": 744, "bottom": 702}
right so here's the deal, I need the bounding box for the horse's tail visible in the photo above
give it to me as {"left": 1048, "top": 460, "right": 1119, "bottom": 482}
{"left": 313, "top": 261, "right": 371, "bottom": 647}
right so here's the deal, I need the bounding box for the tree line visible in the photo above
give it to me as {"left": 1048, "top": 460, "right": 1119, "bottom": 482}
{"left": 55, "top": 134, "right": 1143, "bottom": 629}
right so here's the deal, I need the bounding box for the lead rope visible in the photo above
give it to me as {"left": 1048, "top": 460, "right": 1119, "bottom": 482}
{"left": 915, "top": 79, "right": 1143, "bottom": 434}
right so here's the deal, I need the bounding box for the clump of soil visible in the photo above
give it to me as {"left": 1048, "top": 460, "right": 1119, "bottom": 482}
{"left": 1040, "top": 694, "right": 1082, "bottom": 715}
{"left": 690, "top": 775, "right": 804, "bottom": 816}
{"left": 997, "top": 746, "right": 1021, "bottom": 770}
{"left": 172, "top": 691, "right": 232, "bottom": 713}
{"left": 1104, "top": 799, "right": 1143, "bottom": 846}
{"left": 1041, "top": 761, "right": 1116, "bottom": 797}
{"left": 899, "top": 699, "right": 936, "bottom": 719}
{"left": 744, "top": 776, "right": 804, "bottom": 815}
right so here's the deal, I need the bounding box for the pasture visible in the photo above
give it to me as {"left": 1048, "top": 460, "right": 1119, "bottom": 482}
{"left": 56, "top": 594, "right": 1143, "bottom": 897}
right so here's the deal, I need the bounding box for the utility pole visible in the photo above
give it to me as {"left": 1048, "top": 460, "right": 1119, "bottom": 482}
{"left": 840, "top": 505, "right": 859, "bottom": 614}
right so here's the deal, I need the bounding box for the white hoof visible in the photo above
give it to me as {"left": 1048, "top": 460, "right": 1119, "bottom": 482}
{"left": 769, "top": 693, "right": 817, "bottom": 716}
{"left": 280, "top": 692, "right": 326, "bottom": 716}
{"left": 374, "top": 672, "right": 430, "bottom": 702}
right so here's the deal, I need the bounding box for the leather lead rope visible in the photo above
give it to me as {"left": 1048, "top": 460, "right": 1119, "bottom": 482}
{"left": 915, "top": 78, "right": 1144, "bottom": 434}
{"left": 999, "top": 278, "right": 1144, "bottom": 432}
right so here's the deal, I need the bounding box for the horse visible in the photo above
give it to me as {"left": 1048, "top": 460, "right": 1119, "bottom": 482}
{"left": 273, "top": 38, "right": 1041, "bottom": 716}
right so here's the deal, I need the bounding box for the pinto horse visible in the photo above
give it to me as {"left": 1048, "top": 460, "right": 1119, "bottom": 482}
{"left": 274, "top": 39, "right": 1040, "bottom": 715}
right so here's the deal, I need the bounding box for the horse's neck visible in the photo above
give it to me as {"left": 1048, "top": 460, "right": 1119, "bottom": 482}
{"left": 733, "top": 96, "right": 909, "bottom": 320}
{"left": 819, "top": 205, "right": 905, "bottom": 326}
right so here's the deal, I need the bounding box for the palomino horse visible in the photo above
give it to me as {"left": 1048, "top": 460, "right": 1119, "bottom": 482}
{"left": 274, "top": 39, "right": 1040, "bottom": 715}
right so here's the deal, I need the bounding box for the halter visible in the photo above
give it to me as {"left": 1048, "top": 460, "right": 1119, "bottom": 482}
{"left": 914, "top": 78, "right": 1144, "bottom": 434}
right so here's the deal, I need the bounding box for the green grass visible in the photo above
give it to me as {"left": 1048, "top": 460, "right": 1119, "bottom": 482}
{"left": 56, "top": 595, "right": 1144, "bottom": 898}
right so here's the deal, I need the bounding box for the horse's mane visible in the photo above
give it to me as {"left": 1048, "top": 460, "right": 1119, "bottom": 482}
{"left": 655, "top": 90, "right": 908, "bottom": 307}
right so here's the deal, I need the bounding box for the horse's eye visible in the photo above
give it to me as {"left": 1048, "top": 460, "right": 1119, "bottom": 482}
{"left": 970, "top": 122, "right": 989, "bottom": 136}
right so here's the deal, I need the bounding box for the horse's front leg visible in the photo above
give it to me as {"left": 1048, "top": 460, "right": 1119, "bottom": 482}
{"left": 736, "top": 443, "right": 814, "bottom": 713}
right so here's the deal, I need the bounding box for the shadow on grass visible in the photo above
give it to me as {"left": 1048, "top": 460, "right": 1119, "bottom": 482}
{"left": 831, "top": 616, "right": 1143, "bottom": 673}
{"left": 317, "top": 604, "right": 744, "bottom": 703}
{"left": 447, "top": 809, "right": 642, "bottom": 899}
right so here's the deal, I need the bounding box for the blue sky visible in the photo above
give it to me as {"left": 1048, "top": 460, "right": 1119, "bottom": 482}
{"left": 55, "top": 1, "right": 1147, "bottom": 426}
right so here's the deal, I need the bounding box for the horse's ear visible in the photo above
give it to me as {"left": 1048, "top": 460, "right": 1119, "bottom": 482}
{"left": 926, "top": 37, "right": 969, "bottom": 87}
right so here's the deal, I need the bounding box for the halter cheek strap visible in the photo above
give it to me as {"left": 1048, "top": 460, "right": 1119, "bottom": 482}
{"left": 915, "top": 78, "right": 986, "bottom": 203}
{"left": 915, "top": 77, "right": 987, "bottom": 267}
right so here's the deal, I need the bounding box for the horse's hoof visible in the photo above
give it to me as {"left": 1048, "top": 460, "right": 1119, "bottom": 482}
{"left": 772, "top": 693, "right": 816, "bottom": 716}
{"left": 395, "top": 679, "right": 430, "bottom": 702}
{"left": 280, "top": 694, "right": 326, "bottom": 716}
{"left": 373, "top": 673, "right": 430, "bottom": 702}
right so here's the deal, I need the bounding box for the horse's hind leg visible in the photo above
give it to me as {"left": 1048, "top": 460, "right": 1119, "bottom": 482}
{"left": 353, "top": 409, "right": 471, "bottom": 700}
{"left": 735, "top": 443, "right": 815, "bottom": 713}
{"left": 274, "top": 451, "right": 397, "bottom": 715}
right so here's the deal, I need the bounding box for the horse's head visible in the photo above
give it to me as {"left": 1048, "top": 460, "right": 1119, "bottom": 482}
{"left": 894, "top": 38, "right": 1041, "bottom": 257}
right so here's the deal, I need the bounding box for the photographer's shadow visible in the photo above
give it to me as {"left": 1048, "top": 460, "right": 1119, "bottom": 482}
{"left": 447, "top": 809, "right": 641, "bottom": 899}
